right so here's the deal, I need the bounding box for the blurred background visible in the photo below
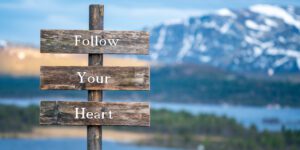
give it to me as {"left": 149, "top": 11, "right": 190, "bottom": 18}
{"left": 1, "top": 0, "right": 300, "bottom": 150}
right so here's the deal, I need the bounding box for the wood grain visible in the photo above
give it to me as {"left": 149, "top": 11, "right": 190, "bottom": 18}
{"left": 41, "top": 30, "right": 149, "bottom": 54}
{"left": 88, "top": 4, "right": 104, "bottom": 150}
{"left": 40, "top": 66, "right": 150, "bottom": 90}
{"left": 40, "top": 101, "right": 150, "bottom": 126}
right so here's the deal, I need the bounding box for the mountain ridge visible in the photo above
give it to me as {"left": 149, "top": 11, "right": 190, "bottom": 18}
{"left": 147, "top": 4, "right": 300, "bottom": 75}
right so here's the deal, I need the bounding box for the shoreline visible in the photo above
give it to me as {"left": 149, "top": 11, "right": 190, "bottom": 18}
{"left": 0, "top": 127, "right": 152, "bottom": 143}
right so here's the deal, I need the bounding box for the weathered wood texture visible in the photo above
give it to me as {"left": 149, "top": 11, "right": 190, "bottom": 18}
{"left": 88, "top": 4, "right": 104, "bottom": 150}
{"left": 40, "top": 30, "right": 149, "bottom": 54}
{"left": 40, "top": 101, "right": 150, "bottom": 126}
{"left": 40, "top": 66, "right": 150, "bottom": 90}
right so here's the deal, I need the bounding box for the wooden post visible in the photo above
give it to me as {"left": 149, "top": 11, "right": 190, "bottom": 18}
{"left": 88, "top": 4, "right": 104, "bottom": 150}
{"left": 39, "top": 4, "right": 150, "bottom": 150}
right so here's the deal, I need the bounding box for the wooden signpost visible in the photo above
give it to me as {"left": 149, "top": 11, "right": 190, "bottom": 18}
{"left": 40, "top": 66, "right": 149, "bottom": 90}
{"left": 39, "top": 4, "right": 150, "bottom": 150}
{"left": 40, "top": 101, "right": 150, "bottom": 126}
{"left": 41, "top": 30, "right": 149, "bottom": 54}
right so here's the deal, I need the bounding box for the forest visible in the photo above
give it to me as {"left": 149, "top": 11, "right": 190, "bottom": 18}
{"left": 1, "top": 64, "right": 300, "bottom": 107}
{"left": 0, "top": 104, "right": 299, "bottom": 150}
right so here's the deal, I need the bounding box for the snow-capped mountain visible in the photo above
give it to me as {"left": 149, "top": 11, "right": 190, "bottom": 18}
{"left": 0, "top": 40, "right": 7, "bottom": 49}
{"left": 147, "top": 4, "right": 300, "bottom": 75}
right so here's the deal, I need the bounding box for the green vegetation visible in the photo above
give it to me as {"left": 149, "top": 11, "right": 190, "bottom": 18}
{"left": 0, "top": 104, "right": 38, "bottom": 132}
{"left": 0, "top": 104, "right": 299, "bottom": 150}
{"left": 0, "top": 75, "right": 85, "bottom": 98}
{"left": 108, "top": 64, "right": 300, "bottom": 107}
{"left": 1, "top": 64, "right": 300, "bottom": 107}
{"left": 148, "top": 110, "right": 300, "bottom": 150}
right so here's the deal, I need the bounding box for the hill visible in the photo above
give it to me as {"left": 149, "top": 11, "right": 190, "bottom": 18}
{"left": 1, "top": 64, "right": 300, "bottom": 107}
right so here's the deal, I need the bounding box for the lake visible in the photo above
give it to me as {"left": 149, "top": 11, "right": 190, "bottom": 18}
{"left": 1, "top": 98, "right": 300, "bottom": 131}
{"left": 0, "top": 138, "right": 177, "bottom": 150}
{"left": 151, "top": 102, "right": 300, "bottom": 131}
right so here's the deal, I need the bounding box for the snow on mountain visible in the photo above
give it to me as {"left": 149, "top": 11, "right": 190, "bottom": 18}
{"left": 147, "top": 4, "right": 300, "bottom": 74}
{"left": 249, "top": 4, "right": 300, "bottom": 29}
{"left": 0, "top": 40, "right": 7, "bottom": 49}
{"left": 216, "top": 8, "right": 237, "bottom": 18}
{"left": 245, "top": 20, "right": 270, "bottom": 31}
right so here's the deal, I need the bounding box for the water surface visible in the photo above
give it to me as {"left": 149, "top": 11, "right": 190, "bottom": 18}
{"left": 1, "top": 98, "right": 299, "bottom": 131}
{"left": 0, "top": 138, "right": 177, "bottom": 150}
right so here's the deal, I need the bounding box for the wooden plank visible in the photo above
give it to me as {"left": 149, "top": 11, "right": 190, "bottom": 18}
{"left": 40, "top": 66, "right": 150, "bottom": 90}
{"left": 41, "top": 30, "right": 149, "bottom": 54}
{"left": 40, "top": 101, "right": 150, "bottom": 126}
{"left": 88, "top": 4, "right": 104, "bottom": 150}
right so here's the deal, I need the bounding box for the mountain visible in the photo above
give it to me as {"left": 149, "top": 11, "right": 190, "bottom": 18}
{"left": 0, "top": 40, "right": 7, "bottom": 49}
{"left": 147, "top": 4, "right": 300, "bottom": 75}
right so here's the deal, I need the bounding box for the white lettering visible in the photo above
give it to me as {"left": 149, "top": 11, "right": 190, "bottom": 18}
{"left": 74, "top": 107, "right": 113, "bottom": 120}
{"left": 87, "top": 76, "right": 95, "bottom": 83}
{"left": 74, "top": 35, "right": 119, "bottom": 47}
{"left": 77, "top": 72, "right": 86, "bottom": 83}
{"left": 109, "top": 111, "right": 113, "bottom": 119}
{"left": 77, "top": 72, "right": 110, "bottom": 84}
{"left": 75, "top": 107, "right": 86, "bottom": 119}
{"left": 96, "top": 76, "right": 103, "bottom": 83}
{"left": 95, "top": 36, "right": 98, "bottom": 46}
{"left": 82, "top": 39, "right": 90, "bottom": 46}
{"left": 86, "top": 112, "right": 93, "bottom": 119}
{"left": 107, "top": 39, "right": 119, "bottom": 46}
{"left": 99, "top": 39, "right": 106, "bottom": 46}
{"left": 90, "top": 35, "right": 94, "bottom": 47}
{"left": 74, "top": 35, "right": 82, "bottom": 46}
{"left": 105, "top": 76, "right": 111, "bottom": 84}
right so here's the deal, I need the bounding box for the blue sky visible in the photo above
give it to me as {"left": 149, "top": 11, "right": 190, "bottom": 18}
{"left": 1, "top": 0, "right": 300, "bottom": 45}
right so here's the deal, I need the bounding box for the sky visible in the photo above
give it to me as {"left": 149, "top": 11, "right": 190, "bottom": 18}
{"left": 1, "top": 0, "right": 300, "bottom": 45}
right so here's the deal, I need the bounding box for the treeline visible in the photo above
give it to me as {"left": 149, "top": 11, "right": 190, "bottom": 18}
{"left": 0, "top": 104, "right": 38, "bottom": 132}
{"left": 0, "top": 104, "right": 299, "bottom": 150}
{"left": 107, "top": 64, "right": 300, "bottom": 107}
{"left": 0, "top": 75, "right": 86, "bottom": 98}
{"left": 1, "top": 64, "right": 300, "bottom": 107}
{"left": 151, "top": 110, "right": 300, "bottom": 150}
{"left": 115, "top": 109, "right": 300, "bottom": 150}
